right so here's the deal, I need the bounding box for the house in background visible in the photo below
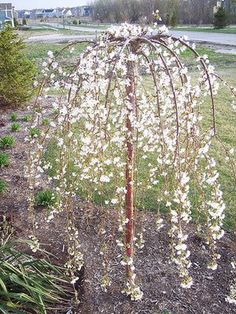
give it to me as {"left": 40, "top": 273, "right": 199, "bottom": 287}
{"left": 61, "top": 8, "right": 73, "bottom": 18}
{"left": 42, "top": 9, "right": 55, "bottom": 19}
{"left": 51, "top": 9, "right": 63, "bottom": 18}
{"left": 17, "top": 10, "right": 31, "bottom": 19}
{"left": 15, "top": 4, "right": 93, "bottom": 23}
{"left": 32, "top": 10, "right": 44, "bottom": 20}
{"left": 0, "top": 3, "right": 14, "bottom": 28}
{"left": 23, "top": 11, "right": 30, "bottom": 18}
{"left": 31, "top": 8, "right": 64, "bottom": 20}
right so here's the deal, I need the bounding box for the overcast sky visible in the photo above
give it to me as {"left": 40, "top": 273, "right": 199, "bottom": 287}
{"left": 12, "top": 0, "right": 89, "bottom": 10}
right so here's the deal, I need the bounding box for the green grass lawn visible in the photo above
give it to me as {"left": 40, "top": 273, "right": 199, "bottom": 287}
{"left": 65, "top": 23, "right": 111, "bottom": 30}
{"left": 24, "top": 41, "right": 236, "bottom": 66}
{"left": 209, "top": 69, "right": 236, "bottom": 229}
{"left": 19, "top": 27, "right": 93, "bottom": 38}
{"left": 181, "top": 45, "right": 236, "bottom": 68}
{"left": 173, "top": 26, "right": 236, "bottom": 34}
{"left": 24, "top": 42, "right": 89, "bottom": 61}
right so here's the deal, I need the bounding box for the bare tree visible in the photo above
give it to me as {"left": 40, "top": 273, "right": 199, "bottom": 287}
{"left": 92, "top": 0, "right": 235, "bottom": 24}
{"left": 92, "top": 0, "right": 112, "bottom": 22}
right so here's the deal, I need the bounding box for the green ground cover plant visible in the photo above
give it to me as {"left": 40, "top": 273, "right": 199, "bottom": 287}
{"left": 22, "top": 114, "right": 32, "bottom": 122}
{"left": 35, "top": 190, "right": 57, "bottom": 207}
{"left": 11, "top": 122, "right": 21, "bottom": 132}
{"left": 30, "top": 127, "right": 40, "bottom": 138}
{"left": 0, "top": 237, "right": 73, "bottom": 313}
{"left": 0, "top": 179, "right": 7, "bottom": 193}
{"left": 0, "top": 135, "right": 16, "bottom": 149}
{"left": 10, "top": 113, "right": 18, "bottom": 122}
{"left": 0, "top": 152, "right": 10, "bottom": 167}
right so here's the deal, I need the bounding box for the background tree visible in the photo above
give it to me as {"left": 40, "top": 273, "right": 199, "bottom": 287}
{"left": 92, "top": 0, "right": 236, "bottom": 25}
{"left": 170, "top": 10, "right": 178, "bottom": 26}
{"left": 125, "top": 0, "right": 143, "bottom": 22}
{"left": 0, "top": 27, "right": 36, "bottom": 107}
{"left": 22, "top": 18, "right": 27, "bottom": 25}
{"left": 214, "top": 7, "right": 229, "bottom": 29}
{"left": 13, "top": 17, "right": 19, "bottom": 28}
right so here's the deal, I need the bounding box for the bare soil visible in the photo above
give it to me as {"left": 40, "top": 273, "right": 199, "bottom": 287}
{"left": 0, "top": 104, "right": 236, "bottom": 314}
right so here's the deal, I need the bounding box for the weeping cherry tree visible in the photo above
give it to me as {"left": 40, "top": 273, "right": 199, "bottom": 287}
{"left": 26, "top": 23, "right": 236, "bottom": 301}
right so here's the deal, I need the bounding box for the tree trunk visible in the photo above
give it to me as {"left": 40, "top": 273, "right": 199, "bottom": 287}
{"left": 125, "top": 59, "right": 136, "bottom": 283}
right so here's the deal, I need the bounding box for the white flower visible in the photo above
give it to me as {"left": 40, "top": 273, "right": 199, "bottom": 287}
{"left": 116, "top": 239, "right": 124, "bottom": 247}
{"left": 52, "top": 61, "right": 58, "bottom": 69}
{"left": 206, "top": 173, "right": 219, "bottom": 185}
{"left": 131, "top": 286, "right": 143, "bottom": 301}
{"left": 58, "top": 138, "right": 64, "bottom": 147}
{"left": 156, "top": 218, "right": 164, "bottom": 231}
{"left": 47, "top": 50, "right": 54, "bottom": 58}
{"left": 70, "top": 277, "right": 79, "bottom": 284}
{"left": 52, "top": 102, "right": 59, "bottom": 109}
{"left": 28, "top": 235, "right": 40, "bottom": 253}
{"left": 226, "top": 296, "right": 236, "bottom": 305}
{"left": 156, "top": 218, "right": 164, "bottom": 225}
{"left": 33, "top": 81, "right": 39, "bottom": 87}
{"left": 100, "top": 175, "right": 110, "bottom": 183}
{"left": 180, "top": 172, "right": 190, "bottom": 185}
{"left": 50, "top": 122, "right": 56, "bottom": 128}
{"left": 158, "top": 25, "right": 169, "bottom": 34}
{"left": 181, "top": 277, "right": 193, "bottom": 289}
{"left": 176, "top": 243, "right": 187, "bottom": 251}
{"left": 111, "top": 198, "right": 118, "bottom": 204}
{"left": 207, "top": 262, "right": 218, "bottom": 270}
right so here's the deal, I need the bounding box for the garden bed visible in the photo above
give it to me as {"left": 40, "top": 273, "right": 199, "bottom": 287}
{"left": 0, "top": 103, "right": 236, "bottom": 314}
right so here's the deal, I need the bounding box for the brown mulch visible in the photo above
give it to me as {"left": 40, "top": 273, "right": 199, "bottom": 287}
{"left": 1, "top": 104, "right": 236, "bottom": 314}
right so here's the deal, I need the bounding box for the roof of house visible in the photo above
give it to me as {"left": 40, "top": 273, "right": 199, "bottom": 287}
{"left": 0, "top": 3, "right": 12, "bottom": 10}
{"left": 35, "top": 10, "right": 43, "bottom": 14}
{"left": 42, "top": 9, "right": 54, "bottom": 13}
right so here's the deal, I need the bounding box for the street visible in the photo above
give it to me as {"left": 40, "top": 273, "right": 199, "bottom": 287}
{"left": 26, "top": 24, "right": 236, "bottom": 53}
